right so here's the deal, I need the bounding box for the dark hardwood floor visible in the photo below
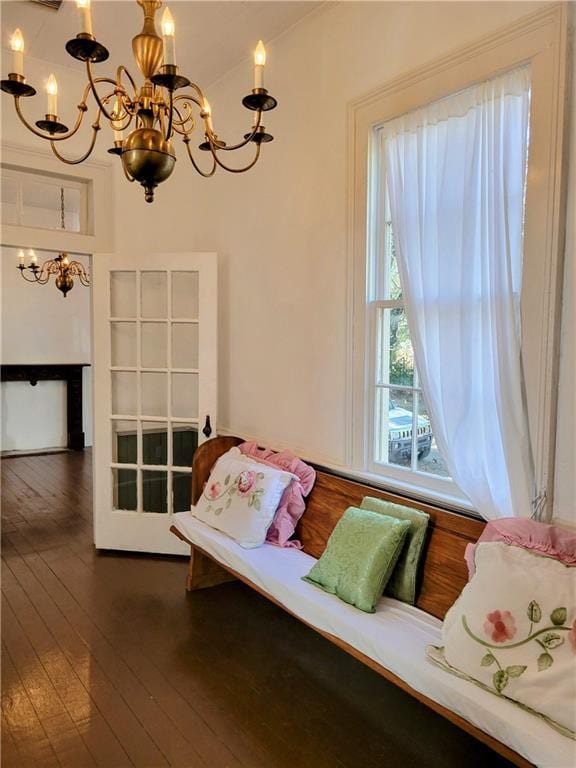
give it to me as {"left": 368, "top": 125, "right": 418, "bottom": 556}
{"left": 1, "top": 451, "right": 512, "bottom": 768}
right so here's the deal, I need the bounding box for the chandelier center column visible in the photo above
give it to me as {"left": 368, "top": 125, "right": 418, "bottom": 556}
{"left": 132, "top": 0, "right": 163, "bottom": 81}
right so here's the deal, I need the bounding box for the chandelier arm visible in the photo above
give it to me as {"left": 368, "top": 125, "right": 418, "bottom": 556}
{"left": 86, "top": 60, "right": 123, "bottom": 122}
{"left": 165, "top": 90, "right": 174, "bottom": 141}
{"left": 14, "top": 95, "right": 89, "bottom": 142}
{"left": 68, "top": 262, "right": 90, "bottom": 282}
{"left": 171, "top": 101, "right": 196, "bottom": 135}
{"left": 207, "top": 141, "right": 262, "bottom": 174}
{"left": 207, "top": 111, "right": 263, "bottom": 152}
{"left": 49, "top": 118, "right": 102, "bottom": 165}
{"left": 18, "top": 268, "right": 42, "bottom": 284}
{"left": 183, "top": 138, "right": 217, "bottom": 178}
{"left": 173, "top": 93, "right": 203, "bottom": 109}
{"left": 116, "top": 65, "right": 139, "bottom": 102}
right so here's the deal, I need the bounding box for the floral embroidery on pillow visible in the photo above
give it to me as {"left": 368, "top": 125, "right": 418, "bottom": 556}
{"left": 203, "top": 469, "right": 266, "bottom": 515}
{"left": 463, "top": 600, "right": 573, "bottom": 694}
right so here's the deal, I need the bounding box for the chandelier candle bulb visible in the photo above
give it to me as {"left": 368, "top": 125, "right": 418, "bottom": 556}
{"left": 161, "top": 8, "right": 176, "bottom": 67}
{"left": 203, "top": 99, "right": 214, "bottom": 132}
{"left": 18, "top": 250, "right": 24, "bottom": 267}
{"left": 46, "top": 74, "right": 58, "bottom": 116}
{"left": 254, "top": 40, "right": 266, "bottom": 89}
{"left": 112, "top": 95, "right": 124, "bottom": 142}
{"left": 29, "top": 250, "right": 37, "bottom": 266}
{"left": 10, "top": 29, "right": 24, "bottom": 76}
{"left": 76, "top": 0, "right": 93, "bottom": 37}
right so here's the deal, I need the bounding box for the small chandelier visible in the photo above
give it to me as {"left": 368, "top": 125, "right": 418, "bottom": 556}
{"left": 17, "top": 187, "right": 90, "bottom": 297}
{"left": 1, "top": 0, "right": 278, "bottom": 203}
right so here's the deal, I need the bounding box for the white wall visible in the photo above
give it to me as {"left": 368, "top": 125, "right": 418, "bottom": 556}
{"left": 1, "top": 246, "right": 92, "bottom": 451}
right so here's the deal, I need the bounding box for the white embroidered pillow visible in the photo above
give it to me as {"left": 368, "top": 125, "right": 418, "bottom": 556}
{"left": 427, "top": 541, "right": 576, "bottom": 739}
{"left": 191, "top": 449, "right": 294, "bottom": 548}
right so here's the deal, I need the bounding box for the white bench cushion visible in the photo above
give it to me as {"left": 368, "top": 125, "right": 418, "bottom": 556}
{"left": 173, "top": 512, "right": 575, "bottom": 768}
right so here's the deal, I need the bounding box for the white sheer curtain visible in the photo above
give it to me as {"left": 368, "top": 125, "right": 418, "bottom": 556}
{"left": 382, "top": 67, "right": 535, "bottom": 520}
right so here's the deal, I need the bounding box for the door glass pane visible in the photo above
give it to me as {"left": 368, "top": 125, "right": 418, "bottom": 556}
{"left": 172, "top": 271, "right": 199, "bottom": 318}
{"left": 416, "top": 394, "right": 450, "bottom": 478}
{"left": 141, "top": 372, "right": 167, "bottom": 416}
{"left": 143, "top": 470, "right": 167, "bottom": 513}
{"left": 113, "top": 468, "right": 137, "bottom": 511}
{"left": 172, "top": 423, "right": 198, "bottom": 467}
{"left": 110, "top": 271, "right": 136, "bottom": 317}
{"left": 173, "top": 471, "right": 192, "bottom": 512}
{"left": 172, "top": 323, "right": 199, "bottom": 369}
{"left": 375, "top": 387, "right": 414, "bottom": 468}
{"left": 112, "top": 371, "right": 137, "bottom": 415}
{"left": 171, "top": 373, "right": 198, "bottom": 418}
{"left": 111, "top": 322, "right": 136, "bottom": 367}
{"left": 141, "top": 322, "right": 167, "bottom": 368}
{"left": 376, "top": 307, "right": 414, "bottom": 387}
{"left": 141, "top": 271, "right": 167, "bottom": 318}
{"left": 112, "top": 420, "right": 137, "bottom": 463}
{"left": 142, "top": 421, "right": 167, "bottom": 465}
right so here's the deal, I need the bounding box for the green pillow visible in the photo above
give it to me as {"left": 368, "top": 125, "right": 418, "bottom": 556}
{"left": 360, "top": 497, "right": 429, "bottom": 605}
{"left": 302, "top": 507, "right": 411, "bottom": 613}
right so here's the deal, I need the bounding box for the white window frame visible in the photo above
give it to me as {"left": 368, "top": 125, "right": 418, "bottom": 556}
{"left": 348, "top": 4, "right": 569, "bottom": 515}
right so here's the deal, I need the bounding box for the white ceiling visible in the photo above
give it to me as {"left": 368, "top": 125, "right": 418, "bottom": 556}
{"left": 1, "top": 0, "right": 322, "bottom": 85}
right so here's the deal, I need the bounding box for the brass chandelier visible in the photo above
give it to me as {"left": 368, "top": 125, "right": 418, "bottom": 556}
{"left": 17, "top": 186, "right": 90, "bottom": 297}
{"left": 1, "top": 0, "right": 278, "bottom": 203}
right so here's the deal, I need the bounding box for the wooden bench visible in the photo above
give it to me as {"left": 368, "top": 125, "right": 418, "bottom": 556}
{"left": 171, "top": 436, "right": 532, "bottom": 768}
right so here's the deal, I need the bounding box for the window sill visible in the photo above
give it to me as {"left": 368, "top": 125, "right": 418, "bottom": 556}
{"left": 317, "top": 462, "right": 479, "bottom": 519}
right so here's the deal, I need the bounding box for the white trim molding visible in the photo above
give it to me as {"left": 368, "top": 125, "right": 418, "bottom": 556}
{"left": 347, "top": 4, "right": 570, "bottom": 517}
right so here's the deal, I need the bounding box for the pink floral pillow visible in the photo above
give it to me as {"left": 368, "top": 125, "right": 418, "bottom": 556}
{"left": 237, "top": 442, "right": 316, "bottom": 548}
{"left": 465, "top": 517, "right": 576, "bottom": 579}
{"left": 428, "top": 541, "right": 576, "bottom": 739}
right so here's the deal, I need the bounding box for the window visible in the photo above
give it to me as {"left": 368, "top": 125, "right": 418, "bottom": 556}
{"left": 0, "top": 167, "right": 87, "bottom": 233}
{"left": 350, "top": 6, "right": 568, "bottom": 515}
{"left": 367, "top": 188, "right": 450, "bottom": 482}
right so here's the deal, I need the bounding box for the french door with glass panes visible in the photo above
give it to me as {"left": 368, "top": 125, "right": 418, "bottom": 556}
{"left": 93, "top": 253, "right": 217, "bottom": 554}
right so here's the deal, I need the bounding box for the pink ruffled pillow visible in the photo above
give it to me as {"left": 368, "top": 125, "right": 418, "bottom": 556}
{"left": 238, "top": 441, "right": 316, "bottom": 548}
{"left": 465, "top": 517, "right": 576, "bottom": 578}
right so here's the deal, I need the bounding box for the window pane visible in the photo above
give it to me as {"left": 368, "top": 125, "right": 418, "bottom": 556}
{"left": 143, "top": 470, "right": 167, "bottom": 513}
{"left": 21, "top": 180, "right": 81, "bottom": 232}
{"left": 171, "top": 373, "right": 198, "bottom": 418}
{"left": 113, "top": 468, "right": 137, "bottom": 511}
{"left": 172, "top": 271, "right": 199, "bottom": 318}
{"left": 141, "top": 271, "right": 167, "bottom": 318}
{"left": 375, "top": 387, "right": 414, "bottom": 468}
{"left": 142, "top": 421, "right": 167, "bottom": 465}
{"left": 1, "top": 175, "right": 18, "bottom": 224}
{"left": 376, "top": 307, "right": 414, "bottom": 386}
{"left": 111, "top": 322, "right": 136, "bottom": 367}
{"left": 112, "top": 420, "right": 137, "bottom": 463}
{"left": 112, "top": 371, "right": 137, "bottom": 415}
{"left": 141, "top": 322, "right": 167, "bottom": 368}
{"left": 416, "top": 394, "right": 450, "bottom": 478}
{"left": 172, "top": 323, "right": 199, "bottom": 369}
{"left": 110, "top": 271, "right": 136, "bottom": 318}
{"left": 387, "top": 245, "right": 402, "bottom": 300}
{"left": 141, "top": 372, "right": 167, "bottom": 416}
{"left": 173, "top": 471, "right": 192, "bottom": 512}
{"left": 172, "top": 423, "right": 198, "bottom": 467}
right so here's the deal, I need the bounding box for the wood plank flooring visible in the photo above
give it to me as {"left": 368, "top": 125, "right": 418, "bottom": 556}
{"left": 1, "top": 451, "right": 513, "bottom": 768}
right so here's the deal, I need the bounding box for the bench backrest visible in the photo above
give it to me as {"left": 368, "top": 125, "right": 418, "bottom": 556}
{"left": 192, "top": 436, "right": 484, "bottom": 619}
